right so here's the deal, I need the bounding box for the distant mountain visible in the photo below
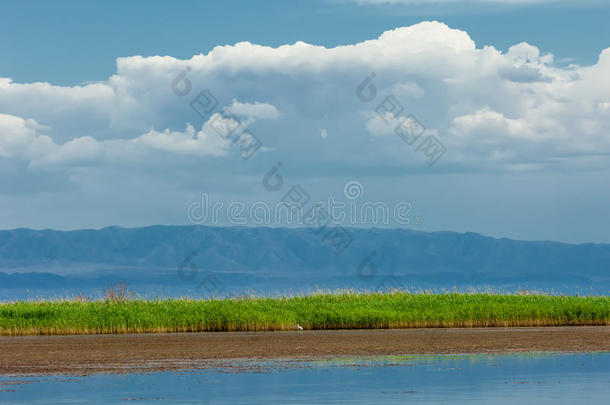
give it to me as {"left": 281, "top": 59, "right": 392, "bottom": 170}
{"left": 1, "top": 225, "right": 609, "bottom": 297}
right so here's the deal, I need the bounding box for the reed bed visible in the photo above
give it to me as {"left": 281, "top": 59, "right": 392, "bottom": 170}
{"left": 0, "top": 292, "right": 608, "bottom": 336}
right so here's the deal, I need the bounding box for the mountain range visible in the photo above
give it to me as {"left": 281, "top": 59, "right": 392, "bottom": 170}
{"left": 1, "top": 225, "right": 608, "bottom": 298}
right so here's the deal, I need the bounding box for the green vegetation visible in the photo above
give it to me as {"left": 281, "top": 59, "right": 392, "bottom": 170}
{"left": 0, "top": 292, "right": 608, "bottom": 336}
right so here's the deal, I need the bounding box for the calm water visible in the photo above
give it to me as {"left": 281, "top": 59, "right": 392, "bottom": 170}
{"left": 1, "top": 352, "right": 609, "bottom": 404}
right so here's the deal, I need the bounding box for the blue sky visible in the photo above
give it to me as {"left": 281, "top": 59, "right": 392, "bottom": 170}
{"left": 1, "top": 0, "right": 610, "bottom": 243}
{"left": 2, "top": 0, "right": 608, "bottom": 85}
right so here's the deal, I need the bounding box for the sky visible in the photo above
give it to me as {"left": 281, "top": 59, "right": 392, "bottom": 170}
{"left": 1, "top": 0, "right": 609, "bottom": 243}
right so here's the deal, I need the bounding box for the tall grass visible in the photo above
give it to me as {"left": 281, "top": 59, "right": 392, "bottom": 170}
{"left": 0, "top": 292, "right": 608, "bottom": 336}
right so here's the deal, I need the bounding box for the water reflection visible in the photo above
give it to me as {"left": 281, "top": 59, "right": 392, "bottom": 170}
{"left": 1, "top": 352, "right": 608, "bottom": 404}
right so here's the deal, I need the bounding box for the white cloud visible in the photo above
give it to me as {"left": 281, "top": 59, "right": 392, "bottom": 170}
{"left": 0, "top": 114, "right": 56, "bottom": 159}
{"left": 228, "top": 99, "right": 280, "bottom": 120}
{"left": 450, "top": 108, "right": 537, "bottom": 142}
{"left": 1, "top": 21, "right": 610, "bottom": 176}
{"left": 0, "top": 100, "right": 278, "bottom": 169}
{"left": 366, "top": 112, "right": 397, "bottom": 137}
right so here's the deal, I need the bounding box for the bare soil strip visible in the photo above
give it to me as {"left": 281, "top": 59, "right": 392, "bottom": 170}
{"left": 1, "top": 326, "right": 608, "bottom": 376}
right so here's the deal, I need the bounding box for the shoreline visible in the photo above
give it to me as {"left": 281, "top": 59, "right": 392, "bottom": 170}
{"left": 1, "top": 326, "right": 609, "bottom": 376}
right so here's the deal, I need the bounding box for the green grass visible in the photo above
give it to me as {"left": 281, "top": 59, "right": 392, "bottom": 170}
{"left": 0, "top": 292, "right": 609, "bottom": 336}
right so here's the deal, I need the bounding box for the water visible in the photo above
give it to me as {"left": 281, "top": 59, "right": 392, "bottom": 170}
{"left": 1, "top": 352, "right": 608, "bottom": 404}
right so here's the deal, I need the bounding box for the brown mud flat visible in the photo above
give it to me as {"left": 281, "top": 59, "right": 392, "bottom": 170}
{"left": 1, "top": 326, "right": 608, "bottom": 376}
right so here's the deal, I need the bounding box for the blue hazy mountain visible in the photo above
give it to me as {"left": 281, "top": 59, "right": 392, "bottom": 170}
{"left": 0, "top": 225, "right": 608, "bottom": 298}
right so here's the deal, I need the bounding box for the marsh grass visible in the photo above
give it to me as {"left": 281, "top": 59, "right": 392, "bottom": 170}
{"left": 0, "top": 291, "right": 608, "bottom": 336}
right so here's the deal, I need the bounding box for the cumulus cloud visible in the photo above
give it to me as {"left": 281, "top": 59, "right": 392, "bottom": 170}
{"left": 0, "top": 98, "right": 278, "bottom": 169}
{"left": 1, "top": 21, "right": 610, "bottom": 177}
{"left": 228, "top": 99, "right": 280, "bottom": 120}
{"left": 0, "top": 114, "right": 55, "bottom": 159}
{"left": 450, "top": 108, "right": 536, "bottom": 142}
{"left": 1, "top": 116, "right": 229, "bottom": 169}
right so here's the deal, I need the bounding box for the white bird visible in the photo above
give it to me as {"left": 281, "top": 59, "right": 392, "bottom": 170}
{"left": 297, "top": 324, "right": 304, "bottom": 330}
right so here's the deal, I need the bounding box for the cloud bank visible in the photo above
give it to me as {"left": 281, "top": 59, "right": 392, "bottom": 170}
{"left": 1, "top": 21, "right": 609, "bottom": 177}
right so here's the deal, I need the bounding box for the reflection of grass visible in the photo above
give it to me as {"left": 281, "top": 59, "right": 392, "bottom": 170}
{"left": 306, "top": 352, "right": 562, "bottom": 368}
{"left": 0, "top": 292, "right": 609, "bottom": 335}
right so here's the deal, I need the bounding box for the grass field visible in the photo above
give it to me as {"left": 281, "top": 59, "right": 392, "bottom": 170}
{"left": 0, "top": 292, "right": 609, "bottom": 336}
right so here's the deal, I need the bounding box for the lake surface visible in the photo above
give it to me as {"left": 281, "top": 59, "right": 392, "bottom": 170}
{"left": 1, "top": 352, "right": 608, "bottom": 404}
